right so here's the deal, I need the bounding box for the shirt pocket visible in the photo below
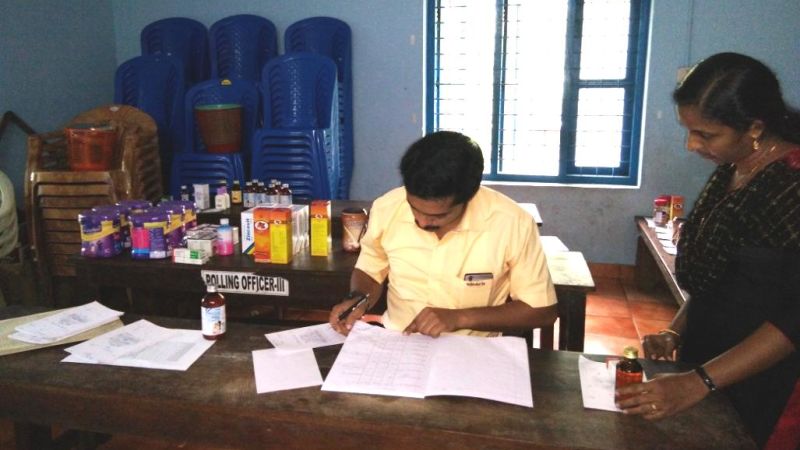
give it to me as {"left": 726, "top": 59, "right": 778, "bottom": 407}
{"left": 451, "top": 272, "right": 495, "bottom": 308}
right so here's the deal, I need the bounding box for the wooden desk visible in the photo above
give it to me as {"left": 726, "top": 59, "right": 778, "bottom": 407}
{"left": 0, "top": 309, "right": 755, "bottom": 450}
{"left": 75, "top": 202, "right": 582, "bottom": 350}
{"left": 75, "top": 242, "right": 592, "bottom": 351}
{"left": 634, "top": 216, "right": 689, "bottom": 306}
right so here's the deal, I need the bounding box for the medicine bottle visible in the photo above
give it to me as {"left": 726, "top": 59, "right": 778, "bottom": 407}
{"left": 217, "top": 218, "right": 234, "bottom": 256}
{"left": 615, "top": 346, "right": 643, "bottom": 390}
{"left": 231, "top": 180, "right": 243, "bottom": 205}
{"left": 279, "top": 183, "right": 292, "bottom": 205}
{"left": 201, "top": 284, "right": 226, "bottom": 340}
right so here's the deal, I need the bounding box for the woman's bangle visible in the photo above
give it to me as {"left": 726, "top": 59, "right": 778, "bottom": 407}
{"left": 694, "top": 366, "right": 718, "bottom": 391}
{"left": 658, "top": 328, "right": 681, "bottom": 340}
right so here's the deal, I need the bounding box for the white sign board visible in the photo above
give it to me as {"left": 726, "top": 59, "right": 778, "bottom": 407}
{"left": 201, "top": 271, "right": 289, "bottom": 296}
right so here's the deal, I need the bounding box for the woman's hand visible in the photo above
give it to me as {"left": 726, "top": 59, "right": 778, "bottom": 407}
{"left": 642, "top": 332, "right": 680, "bottom": 361}
{"left": 615, "top": 371, "right": 709, "bottom": 419}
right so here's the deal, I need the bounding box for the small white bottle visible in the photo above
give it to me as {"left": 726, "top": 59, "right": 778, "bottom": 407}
{"left": 215, "top": 186, "right": 230, "bottom": 210}
{"left": 217, "top": 218, "right": 234, "bottom": 256}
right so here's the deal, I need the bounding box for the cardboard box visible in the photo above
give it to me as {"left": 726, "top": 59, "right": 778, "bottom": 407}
{"left": 310, "top": 200, "right": 331, "bottom": 256}
{"left": 241, "top": 204, "right": 308, "bottom": 258}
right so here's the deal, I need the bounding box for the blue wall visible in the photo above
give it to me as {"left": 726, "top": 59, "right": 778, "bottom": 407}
{"left": 0, "top": 0, "right": 117, "bottom": 208}
{"left": 2, "top": 0, "right": 799, "bottom": 265}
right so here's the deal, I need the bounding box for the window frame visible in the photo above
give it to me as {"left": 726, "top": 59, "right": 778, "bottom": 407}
{"left": 425, "top": 0, "right": 651, "bottom": 186}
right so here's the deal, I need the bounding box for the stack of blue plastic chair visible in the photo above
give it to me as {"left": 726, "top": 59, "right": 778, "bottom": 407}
{"left": 285, "top": 17, "right": 353, "bottom": 199}
{"left": 170, "top": 78, "right": 260, "bottom": 199}
{"left": 114, "top": 54, "right": 185, "bottom": 192}
{"left": 209, "top": 14, "right": 278, "bottom": 83}
{"left": 140, "top": 17, "right": 209, "bottom": 87}
{"left": 252, "top": 52, "right": 340, "bottom": 200}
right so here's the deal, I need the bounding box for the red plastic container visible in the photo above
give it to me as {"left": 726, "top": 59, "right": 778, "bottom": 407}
{"left": 194, "top": 103, "right": 242, "bottom": 153}
{"left": 66, "top": 123, "right": 117, "bottom": 171}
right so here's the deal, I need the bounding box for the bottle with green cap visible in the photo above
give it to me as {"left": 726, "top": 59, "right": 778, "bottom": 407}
{"left": 615, "top": 346, "right": 643, "bottom": 391}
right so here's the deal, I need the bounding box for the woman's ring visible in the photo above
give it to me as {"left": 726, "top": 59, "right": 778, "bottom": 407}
{"left": 650, "top": 403, "right": 658, "bottom": 411}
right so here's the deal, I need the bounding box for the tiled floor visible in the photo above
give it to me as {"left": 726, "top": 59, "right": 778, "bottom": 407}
{"left": 0, "top": 275, "right": 678, "bottom": 449}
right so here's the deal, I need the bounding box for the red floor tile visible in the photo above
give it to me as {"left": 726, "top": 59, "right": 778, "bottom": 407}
{"left": 622, "top": 282, "right": 675, "bottom": 304}
{"left": 591, "top": 277, "right": 627, "bottom": 299}
{"left": 582, "top": 333, "right": 642, "bottom": 357}
{"left": 586, "top": 295, "right": 631, "bottom": 318}
{"left": 584, "top": 315, "right": 639, "bottom": 339}
{"left": 633, "top": 317, "right": 674, "bottom": 340}
{"left": 628, "top": 301, "right": 677, "bottom": 322}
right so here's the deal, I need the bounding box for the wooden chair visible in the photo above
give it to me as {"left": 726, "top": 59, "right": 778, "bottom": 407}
{"left": 25, "top": 105, "right": 162, "bottom": 304}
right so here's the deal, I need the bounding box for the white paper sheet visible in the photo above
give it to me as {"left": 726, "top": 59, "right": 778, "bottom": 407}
{"left": 64, "top": 319, "right": 178, "bottom": 364}
{"left": 63, "top": 329, "right": 214, "bottom": 371}
{"left": 265, "top": 323, "right": 346, "bottom": 349}
{"left": 11, "top": 301, "right": 123, "bottom": 344}
{"left": 252, "top": 348, "right": 323, "bottom": 393}
{"left": 426, "top": 334, "right": 533, "bottom": 407}
{"left": 322, "top": 323, "right": 533, "bottom": 407}
{"left": 578, "top": 355, "right": 621, "bottom": 412}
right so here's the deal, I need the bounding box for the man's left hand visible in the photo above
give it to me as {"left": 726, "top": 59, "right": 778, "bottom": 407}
{"left": 403, "top": 307, "right": 460, "bottom": 337}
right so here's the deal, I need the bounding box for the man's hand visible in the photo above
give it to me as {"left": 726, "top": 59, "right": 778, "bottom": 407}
{"left": 329, "top": 297, "right": 368, "bottom": 336}
{"left": 403, "top": 307, "right": 461, "bottom": 337}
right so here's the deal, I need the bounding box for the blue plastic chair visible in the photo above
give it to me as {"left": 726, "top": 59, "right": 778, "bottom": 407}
{"left": 183, "top": 78, "right": 260, "bottom": 157}
{"left": 253, "top": 52, "right": 340, "bottom": 200}
{"left": 114, "top": 54, "right": 185, "bottom": 191}
{"left": 209, "top": 14, "right": 278, "bottom": 83}
{"left": 285, "top": 17, "right": 353, "bottom": 199}
{"left": 169, "top": 153, "right": 245, "bottom": 200}
{"left": 140, "top": 17, "right": 209, "bottom": 86}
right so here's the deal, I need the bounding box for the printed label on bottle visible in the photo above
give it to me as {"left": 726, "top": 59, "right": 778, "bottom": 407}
{"left": 201, "top": 305, "right": 226, "bottom": 335}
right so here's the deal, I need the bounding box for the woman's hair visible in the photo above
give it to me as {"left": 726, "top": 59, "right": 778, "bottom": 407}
{"left": 673, "top": 52, "right": 800, "bottom": 143}
{"left": 400, "top": 131, "right": 484, "bottom": 205}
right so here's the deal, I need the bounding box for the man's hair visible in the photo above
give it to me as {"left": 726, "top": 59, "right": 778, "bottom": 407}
{"left": 400, "top": 131, "right": 484, "bottom": 204}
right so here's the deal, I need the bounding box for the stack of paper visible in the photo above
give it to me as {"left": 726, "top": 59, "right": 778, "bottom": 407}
{"left": 10, "top": 301, "right": 123, "bottom": 344}
{"left": 251, "top": 323, "right": 344, "bottom": 394}
{"left": 63, "top": 319, "right": 215, "bottom": 371}
{"left": 321, "top": 323, "right": 534, "bottom": 407}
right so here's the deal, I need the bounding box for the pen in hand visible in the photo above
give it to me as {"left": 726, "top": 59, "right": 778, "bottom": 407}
{"left": 337, "top": 294, "right": 370, "bottom": 322}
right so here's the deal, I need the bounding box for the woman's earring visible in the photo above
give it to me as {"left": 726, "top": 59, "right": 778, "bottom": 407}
{"left": 752, "top": 138, "right": 761, "bottom": 152}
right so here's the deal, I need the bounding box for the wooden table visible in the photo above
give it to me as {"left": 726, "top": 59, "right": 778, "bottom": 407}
{"left": 634, "top": 216, "right": 689, "bottom": 306}
{"left": 75, "top": 201, "right": 587, "bottom": 350}
{"left": 0, "top": 308, "right": 755, "bottom": 450}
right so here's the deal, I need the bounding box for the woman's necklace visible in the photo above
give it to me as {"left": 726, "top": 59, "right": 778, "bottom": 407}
{"left": 730, "top": 144, "right": 779, "bottom": 191}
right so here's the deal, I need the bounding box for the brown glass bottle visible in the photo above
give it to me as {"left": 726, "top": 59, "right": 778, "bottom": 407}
{"left": 615, "top": 346, "right": 643, "bottom": 391}
{"left": 231, "top": 180, "right": 242, "bottom": 205}
{"left": 201, "top": 284, "right": 226, "bottom": 340}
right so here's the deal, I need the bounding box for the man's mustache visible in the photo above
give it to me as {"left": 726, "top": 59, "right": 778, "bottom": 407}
{"left": 415, "top": 220, "right": 440, "bottom": 231}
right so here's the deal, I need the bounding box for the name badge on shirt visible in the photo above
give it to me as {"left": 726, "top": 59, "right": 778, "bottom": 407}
{"left": 464, "top": 272, "right": 493, "bottom": 286}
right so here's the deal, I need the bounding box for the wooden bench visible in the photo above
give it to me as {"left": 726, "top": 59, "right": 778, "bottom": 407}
{"left": 633, "top": 216, "right": 688, "bottom": 306}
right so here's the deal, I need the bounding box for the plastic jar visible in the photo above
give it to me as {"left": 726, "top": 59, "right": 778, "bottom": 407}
{"left": 130, "top": 210, "right": 169, "bottom": 259}
{"left": 78, "top": 209, "right": 119, "bottom": 258}
{"left": 652, "top": 195, "right": 671, "bottom": 227}
{"left": 92, "top": 205, "right": 128, "bottom": 251}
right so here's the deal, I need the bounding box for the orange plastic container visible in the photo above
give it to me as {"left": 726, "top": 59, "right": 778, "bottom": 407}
{"left": 194, "top": 103, "right": 242, "bottom": 153}
{"left": 65, "top": 123, "right": 117, "bottom": 171}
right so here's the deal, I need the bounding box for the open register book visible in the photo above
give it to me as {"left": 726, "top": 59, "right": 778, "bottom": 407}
{"left": 321, "top": 322, "right": 533, "bottom": 407}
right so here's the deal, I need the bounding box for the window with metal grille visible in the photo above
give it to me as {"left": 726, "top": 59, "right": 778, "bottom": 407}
{"left": 426, "top": 0, "right": 650, "bottom": 185}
